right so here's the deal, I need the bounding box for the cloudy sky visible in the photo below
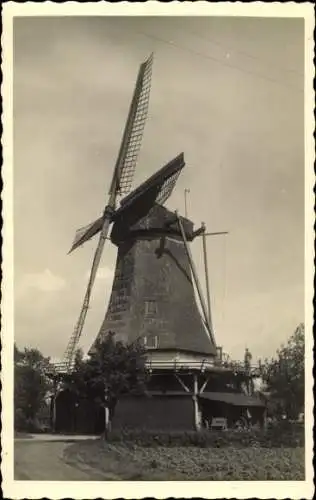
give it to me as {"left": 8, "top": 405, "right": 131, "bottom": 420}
{"left": 13, "top": 15, "right": 304, "bottom": 362}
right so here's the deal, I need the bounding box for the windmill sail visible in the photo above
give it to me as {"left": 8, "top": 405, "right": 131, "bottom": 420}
{"left": 62, "top": 54, "right": 154, "bottom": 370}
{"left": 68, "top": 54, "right": 154, "bottom": 256}
{"left": 68, "top": 216, "right": 104, "bottom": 254}
{"left": 110, "top": 53, "right": 154, "bottom": 197}
{"left": 63, "top": 217, "right": 111, "bottom": 370}
{"left": 155, "top": 165, "right": 183, "bottom": 205}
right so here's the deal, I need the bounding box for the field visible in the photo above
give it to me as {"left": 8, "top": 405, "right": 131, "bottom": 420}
{"left": 64, "top": 440, "right": 305, "bottom": 481}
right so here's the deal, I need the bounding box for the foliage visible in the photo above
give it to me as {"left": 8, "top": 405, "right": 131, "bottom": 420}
{"left": 107, "top": 421, "right": 304, "bottom": 448}
{"left": 14, "top": 344, "right": 52, "bottom": 431}
{"left": 64, "top": 440, "right": 305, "bottom": 481}
{"left": 61, "top": 333, "right": 148, "bottom": 423}
{"left": 260, "top": 324, "right": 304, "bottom": 419}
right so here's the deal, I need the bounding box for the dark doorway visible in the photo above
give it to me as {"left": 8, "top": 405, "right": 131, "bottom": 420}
{"left": 55, "top": 390, "right": 104, "bottom": 434}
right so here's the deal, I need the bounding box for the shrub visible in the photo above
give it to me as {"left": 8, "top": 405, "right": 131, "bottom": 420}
{"left": 14, "top": 408, "right": 49, "bottom": 433}
{"left": 107, "top": 422, "right": 304, "bottom": 448}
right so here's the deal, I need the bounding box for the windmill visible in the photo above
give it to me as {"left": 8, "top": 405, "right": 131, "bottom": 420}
{"left": 51, "top": 54, "right": 266, "bottom": 434}
{"left": 60, "top": 54, "right": 154, "bottom": 372}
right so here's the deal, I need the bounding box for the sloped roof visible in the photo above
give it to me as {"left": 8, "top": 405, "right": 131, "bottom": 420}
{"left": 199, "top": 392, "right": 266, "bottom": 407}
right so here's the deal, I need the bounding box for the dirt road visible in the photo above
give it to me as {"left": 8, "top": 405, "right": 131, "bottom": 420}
{"left": 14, "top": 436, "right": 118, "bottom": 481}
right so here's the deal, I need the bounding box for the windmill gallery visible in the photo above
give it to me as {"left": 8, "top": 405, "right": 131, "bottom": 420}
{"left": 50, "top": 55, "right": 266, "bottom": 434}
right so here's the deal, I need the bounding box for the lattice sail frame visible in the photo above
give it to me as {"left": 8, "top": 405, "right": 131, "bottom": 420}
{"left": 111, "top": 53, "right": 154, "bottom": 197}
{"left": 155, "top": 169, "right": 182, "bottom": 205}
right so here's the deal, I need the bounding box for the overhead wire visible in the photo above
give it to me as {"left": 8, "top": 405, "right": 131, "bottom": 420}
{"left": 185, "top": 28, "right": 303, "bottom": 77}
{"left": 134, "top": 30, "right": 303, "bottom": 94}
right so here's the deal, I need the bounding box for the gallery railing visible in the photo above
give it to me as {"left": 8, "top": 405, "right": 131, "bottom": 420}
{"left": 49, "top": 358, "right": 262, "bottom": 377}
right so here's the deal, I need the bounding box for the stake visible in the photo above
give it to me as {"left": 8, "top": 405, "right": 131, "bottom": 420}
{"left": 184, "top": 188, "right": 190, "bottom": 218}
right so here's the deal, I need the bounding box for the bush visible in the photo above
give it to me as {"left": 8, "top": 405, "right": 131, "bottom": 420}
{"left": 14, "top": 408, "right": 49, "bottom": 433}
{"left": 108, "top": 422, "right": 304, "bottom": 448}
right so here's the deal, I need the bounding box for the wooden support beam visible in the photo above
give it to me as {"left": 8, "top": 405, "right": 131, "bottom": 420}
{"left": 176, "top": 212, "right": 216, "bottom": 346}
{"left": 174, "top": 373, "right": 191, "bottom": 393}
{"left": 184, "top": 188, "right": 190, "bottom": 218}
{"left": 199, "top": 375, "right": 211, "bottom": 394}
{"left": 193, "top": 373, "right": 202, "bottom": 431}
{"left": 201, "top": 222, "right": 214, "bottom": 334}
{"left": 199, "top": 231, "right": 229, "bottom": 237}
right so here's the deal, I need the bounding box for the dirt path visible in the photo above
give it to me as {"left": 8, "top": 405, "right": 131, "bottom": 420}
{"left": 14, "top": 437, "right": 119, "bottom": 481}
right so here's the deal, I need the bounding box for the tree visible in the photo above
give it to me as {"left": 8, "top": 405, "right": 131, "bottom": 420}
{"left": 261, "top": 324, "right": 304, "bottom": 420}
{"left": 14, "top": 344, "right": 52, "bottom": 430}
{"left": 64, "top": 332, "right": 148, "bottom": 435}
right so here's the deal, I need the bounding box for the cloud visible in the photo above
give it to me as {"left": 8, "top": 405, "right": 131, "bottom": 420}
{"left": 17, "top": 268, "right": 67, "bottom": 295}
{"left": 84, "top": 266, "right": 114, "bottom": 282}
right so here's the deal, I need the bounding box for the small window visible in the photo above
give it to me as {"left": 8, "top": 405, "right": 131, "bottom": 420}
{"left": 145, "top": 300, "right": 158, "bottom": 316}
{"left": 216, "top": 346, "right": 223, "bottom": 361}
{"left": 143, "top": 335, "right": 158, "bottom": 349}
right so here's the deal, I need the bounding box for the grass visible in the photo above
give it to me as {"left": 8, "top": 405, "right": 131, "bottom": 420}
{"left": 63, "top": 440, "right": 305, "bottom": 481}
